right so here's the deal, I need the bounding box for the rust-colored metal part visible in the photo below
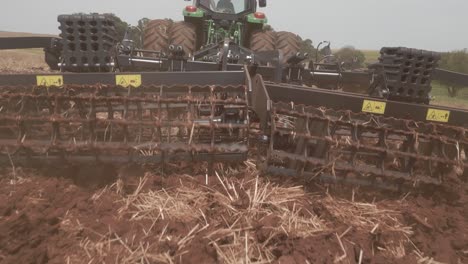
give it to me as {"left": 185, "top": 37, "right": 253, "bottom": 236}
{"left": 0, "top": 84, "right": 249, "bottom": 164}
{"left": 267, "top": 102, "right": 467, "bottom": 187}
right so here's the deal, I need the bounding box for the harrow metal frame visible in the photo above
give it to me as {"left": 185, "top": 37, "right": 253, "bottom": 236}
{"left": 1, "top": 33, "right": 468, "bottom": 188}
{"left": 0, "top": 70, "right": 251, "bottom": 168}
{"left": 0, "top": 67, "right": 467, "bottom": 189}
{"left": 0, "top": 71, "right": 246, "bottom": 87}
{"left": 249, "top": 75, "right": 468, "bottom": 188}
{"left": 0, "top": 69, "right": 468, "bottom": 131}
{"left": 261, "top": 82, "right": 468, "bottom": 128}
{"left": 1, "top": 70, "right": 467, "bottom": 128}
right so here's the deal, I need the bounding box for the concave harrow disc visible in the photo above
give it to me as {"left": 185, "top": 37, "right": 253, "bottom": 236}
{"left": 0, "top": 84, "right": 249, "bottom": 164}
{"left": 266, "top": 102, "right": 467, "bottom": 189}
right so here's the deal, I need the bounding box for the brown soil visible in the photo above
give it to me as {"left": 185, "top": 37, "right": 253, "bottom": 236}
{"left": 0, "top": 163, "right": 466, "bottom": 264}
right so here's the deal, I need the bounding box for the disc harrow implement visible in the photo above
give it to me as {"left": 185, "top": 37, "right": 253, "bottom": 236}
{"left": 0, "top": 82, "right": 249, "bottom": 166}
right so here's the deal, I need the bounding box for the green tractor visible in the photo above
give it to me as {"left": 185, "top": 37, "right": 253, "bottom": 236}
{"left": 142, "top": 0, "right": 302, "bottom": 63}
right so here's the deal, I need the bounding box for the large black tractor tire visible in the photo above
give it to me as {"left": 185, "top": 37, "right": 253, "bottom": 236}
{"left": 249, "top": 30, "right": 276, "bottom": 52}
{"left": 143, "top": 19, "right": 171, "bottom": 53}
{"left": 144, "top": 20, "right": 197, "bottom": 57}
{"left": 249, "top": 30, "right": 302, "bottom": 64}
{"left": 275, "top": 31, "right": 302, "bottom": 62}
{"left": 169, "top": 22, "right": 197, "bottom": 56}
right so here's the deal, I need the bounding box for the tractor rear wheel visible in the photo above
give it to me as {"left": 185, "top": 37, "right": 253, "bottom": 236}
{"left": 249, "top": 30, "right": 302, "bottom": 64}
{"left": 169, "top": 22, "right": 197, "bottom": 56}
{"left": 249, "top": 30, "right": 276, "bottom": 52}
{"left": 143, "top": 19, "right": 171, "bottom": 53}
{"left": 144, "top": 20, "right": 197, "bottom": 57}
{"left": 275, "top": 31, "right": 302, "bottom": 62}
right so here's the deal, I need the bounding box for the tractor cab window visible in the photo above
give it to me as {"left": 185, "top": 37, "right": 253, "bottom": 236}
{"left": 199, "top": 0, "right": 250, "bottom": 14}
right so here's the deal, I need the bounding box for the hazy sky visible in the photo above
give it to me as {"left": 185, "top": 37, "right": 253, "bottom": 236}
{"left": 1, "top": 0, "right": 467, "bottom": 51}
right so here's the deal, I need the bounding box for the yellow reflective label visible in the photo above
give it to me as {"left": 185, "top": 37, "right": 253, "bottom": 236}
{"left": 362, "top": 100, "right": 386, "bottom": 114}
{"left": 116, "top": 74, "right": 142, "bottom": 88}
{"left": 426, "top": 109, "right": 450, "bottom": 123}
{"left": 36, "top": 75, "right": 63, "bottom": 87}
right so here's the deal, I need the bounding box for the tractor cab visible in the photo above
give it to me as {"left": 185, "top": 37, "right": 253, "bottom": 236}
{"left": 198, "top": 0, "right": 253, "bottom": 15}
{"left": 184, "top": 0, "right": 267, "bottom": 22}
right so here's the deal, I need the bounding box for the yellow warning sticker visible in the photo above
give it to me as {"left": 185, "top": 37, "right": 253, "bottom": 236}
{"left": 116, "top": 74, "right": 142, "bottom": 88}
{"left": 36, "top": 75, "right": 63, "bottom": 87}
{"left": 362, "top": 100, "right": 386, "bottom": 114}
{"left": 426, "top": 109, "right": 450, "bottom": 123}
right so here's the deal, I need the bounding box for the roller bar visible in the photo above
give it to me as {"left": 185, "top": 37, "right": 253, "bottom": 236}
{"left": 261, "top": 82, "right": 468, "bottom": 128}
{"left": 0, "top": 71, "right": 246, "bottom": 86}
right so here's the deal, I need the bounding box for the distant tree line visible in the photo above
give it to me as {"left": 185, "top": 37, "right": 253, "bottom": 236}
{"left": 438, "top": 49, "right": 468, "bottom": 97}
{"left": 439, "top": 49, "right": 468, "bottom": 73}
{"left": 334, "top": 46, "right": 366, "bottom": 69}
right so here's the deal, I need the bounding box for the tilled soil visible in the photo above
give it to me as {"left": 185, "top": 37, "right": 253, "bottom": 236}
{"left": 0, "top": 164, "right": 467, "bottom": 264}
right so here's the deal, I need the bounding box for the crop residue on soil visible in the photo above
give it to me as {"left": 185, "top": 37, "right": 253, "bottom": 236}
{"left": 0, "top": 162, "right": 466, "bottom": 264}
